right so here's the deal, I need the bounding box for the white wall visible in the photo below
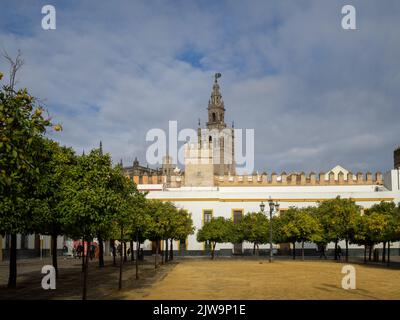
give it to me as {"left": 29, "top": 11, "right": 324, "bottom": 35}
{"left": 384, "top": 169, "right": 400, "bottom": 192}
{"left": 146, "top": 183, "right": 400, "bottom": 251}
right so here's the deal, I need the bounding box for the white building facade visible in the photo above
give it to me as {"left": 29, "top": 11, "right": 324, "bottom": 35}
{"left": 3, "top": 75, "right": 399, "bottom": 260}
{"left": 131, "top": 74, "right": 400, "bottom": 257}
{"left": 135, "top": 172, "right": 400, "bottom": 256}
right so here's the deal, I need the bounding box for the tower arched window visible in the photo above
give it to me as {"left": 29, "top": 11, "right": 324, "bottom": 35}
{"left": 212, "top": 113, "right": 216, "bottom": 122}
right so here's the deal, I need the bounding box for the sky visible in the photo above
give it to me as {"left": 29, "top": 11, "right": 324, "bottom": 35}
{"left": 0, "top": 0, "right": 399, "bottom": 174}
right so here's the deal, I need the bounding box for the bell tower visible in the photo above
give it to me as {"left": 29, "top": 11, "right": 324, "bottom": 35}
{"left": 207, "top": 73, "right": 226, "bottom": 130}
{"left": 185, "top": 73, "right": 236, "bottom": 186}
{"left": 197, "top": 73, "right": 235, "bottom": 176}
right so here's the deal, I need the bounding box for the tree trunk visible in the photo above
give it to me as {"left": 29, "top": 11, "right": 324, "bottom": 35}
{"left": 256, "top": 243, "right": 260, "bottom": 257}
{"left": 301, "top": 240, "right": 305, "bottom": 261}
{"left": 292, "top": 242, "right": 296, "bottom": 260}
{"left": 164, "top": 239, "right": 168, "bottom": 263}
{"left": 98, "top": 236, "right": 104, "bottom": 268}
{"left": 123, "top": 242, "right": 127, "bottom": 263}
{"left": 155, "top": 240, "right": 159, "bottom": 269}
{"left": 211, "top": 242, "right": 215, "bottom": 260}
{"left": 364, "top": 245, "right": 367, "bottom": 263}
{"left": 119, "top": 228, "right": 123, "bottom": 290}
{"left": 81, "top": 239, "right": 85, "bottom": 272}
{"left": 82, "top": 238, "right": 90, "bottom": 300}
{"left": 7, "top": 234, "right": 17, "bottom": 289}
{"left": 334, "top": 240, "right": 338, "bottom": 260}
{"left": 369, "top": 245, "right": 372, "bottom": 261}
{"left": 130, "top": 241, "right": 134, "bottom": 261}
{"left": 135, "top": 234, "right": 139, "bottom": 280}
{"left": 170, "top": 239, "right": 173, "bottom": 261}
{"left": 345, "top": 238, "right": 349, "bottom": 262}
{"left": 111, "top": 240, "right": 116, "bottom": 266}
{"left": 253, "top": 243, "right": 256, "bottom": 255}
{"left": 161, "top": 240, "right": 164, "bottom": 265}
{"left": 387, "top": 242, "right": 391, "bottom": 266}
{"left": 51, "top": 233, "right": 59, "bottom": 278}
{"left": 382, "top": 242, "right": 386, "bottom": 263}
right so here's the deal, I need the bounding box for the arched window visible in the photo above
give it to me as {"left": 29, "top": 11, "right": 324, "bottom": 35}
{"left": 209, "top": 136, "right": 212, "bottom": 143}
{"left": 212, "top": 113, "right": 216, "bottom": 122}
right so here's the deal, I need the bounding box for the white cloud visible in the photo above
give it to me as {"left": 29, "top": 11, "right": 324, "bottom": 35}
{"left": 0, "top": 0, "right": 399, "bottom": 172}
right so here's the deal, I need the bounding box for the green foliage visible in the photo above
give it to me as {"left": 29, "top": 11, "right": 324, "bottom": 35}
{"left": 170, "top": 209, "right": 195, "bottom": 241}
{"left": 355, "top": 201, "right": 400, "bottom": 245}
{"left": 31, "top": 139, "right": 77, "bottom": 236}
{"left": 145, "top": 200, "right": 172, "bottom": 241}
{"left": 355, "top": 213, "right": 389, "bottom": 246}
{"left": 275, "top": 207, "right": 321, "bottom": 244}
{"left": 197, "top": 217, "right": 234, "bottom": 245}
{"left": 235, "top": 212, "right": 269, "bottom": 245}
{"left": 59, "top": 149, "right": 119, "bottom": 240}
{"left": 109, "top": 163, "right": 145, "bottom": 241}
{"left": 123, "top": 183, "right": 148, "bottom": 242}
{"left": 0, "top": 81, "right": 53, "bottom": 235}
{"left": 316, "top": 196, "right": 360, "bottom": 243}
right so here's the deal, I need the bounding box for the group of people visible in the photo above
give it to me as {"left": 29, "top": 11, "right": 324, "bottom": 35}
{"left": 72, "top": 243, "right": 98, "bottom": 260}
{"left": 317, "top": 244, "right": 342, "bottom": 260}
{"left": 111, "top": 243, "right": 144, "bottom": 260}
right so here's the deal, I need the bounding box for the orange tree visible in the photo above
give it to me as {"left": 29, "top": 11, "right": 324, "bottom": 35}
{"left": 197, "top": 217, "right": 234, "bottom": 260}
{"left": 316, "top": 197, "right": 360, "bottom": 261}
{"left": 235, "top": 212, "right": 269, "bottom": 256}
{"left": 31, "top": 139, "right": 76, "bottom": 277}
{"left": 60, "top": 148, "right": 119, "bottom": 299}
{"left": 0, "top": 72, "right": 55, "bottom": 288}
{"left": 169, "top": 208, "right": 194, "bottom": 259}
{"left": 361, "top": 201, "right": 400, "bottom": 264}
{"left": 145, "top": 200, "right": 172, "bottom": 269}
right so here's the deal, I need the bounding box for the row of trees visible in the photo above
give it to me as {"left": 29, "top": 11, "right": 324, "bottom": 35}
{"left": 0, "top": 63, "right": 194, "bottom": 299}
{"left": 197, "top": 197, "right": 400, "bottom": 263}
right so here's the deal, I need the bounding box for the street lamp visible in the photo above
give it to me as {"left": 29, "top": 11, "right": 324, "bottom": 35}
{"left": 260, "top": 198, "right": 279, "bottom": 263}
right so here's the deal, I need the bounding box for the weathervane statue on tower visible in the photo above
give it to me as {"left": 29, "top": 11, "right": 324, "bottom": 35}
{"left": 214, "top": 72, "right": 221, "bottom": 82}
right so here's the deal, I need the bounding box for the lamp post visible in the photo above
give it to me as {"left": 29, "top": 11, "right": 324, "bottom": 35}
{"left": 260, "top": 198, "right": 279, "bottom": 263}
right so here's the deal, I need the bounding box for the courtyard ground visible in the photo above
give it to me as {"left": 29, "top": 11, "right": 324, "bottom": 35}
{"left": 122, "top": 258, "right": 400, "bottom": 300}
{"left": 0, "top": 256, "right": 177, "bottom": 300}
{"left": 1, "top": 256, "right": 399, "bottom": 300}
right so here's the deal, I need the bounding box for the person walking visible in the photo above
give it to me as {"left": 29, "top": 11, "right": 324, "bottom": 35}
{"left": 77, "top": 245, "right": 83, "bottom": 259}
{"left": 337, "top": 245, "right": 342, "bottom": 261}
{"left": 319, "top": 244, "right": 327, "bottom": 260}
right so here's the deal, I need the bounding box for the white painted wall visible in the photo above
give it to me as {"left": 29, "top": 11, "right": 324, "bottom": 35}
{"left": 384, "top": 169, "right": 400, "bottom": 191}
{"left": 145, "top": 179, "right": 400, "bottom": 251}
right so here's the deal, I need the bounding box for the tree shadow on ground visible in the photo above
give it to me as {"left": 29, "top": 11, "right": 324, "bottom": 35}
{"left": 0, "top": 258, "right": 178, "bottom": 300}
{"left": 315, "top": 283, "right": 380, "bottom": 299}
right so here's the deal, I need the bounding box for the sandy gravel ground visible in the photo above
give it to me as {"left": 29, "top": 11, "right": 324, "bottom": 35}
{"left": 1, "top": 257, "right": 399, "bottom": 300}
{"left": 121, "top": 258, "right": 400, "bottom": 300}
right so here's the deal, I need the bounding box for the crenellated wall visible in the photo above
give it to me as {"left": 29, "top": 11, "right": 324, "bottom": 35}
{"left": 214, "top": 171, "right": 383, "bottom": 186}
{"left": 126, "top": 171, "right": 384, "bottom": 188}
{"left": 126, "top": 173, "right": 184, "bottom": 188}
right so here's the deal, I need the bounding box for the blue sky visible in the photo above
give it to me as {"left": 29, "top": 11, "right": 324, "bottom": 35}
{"left": 0, "top": 0, "right": 399, "bottom": 174}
